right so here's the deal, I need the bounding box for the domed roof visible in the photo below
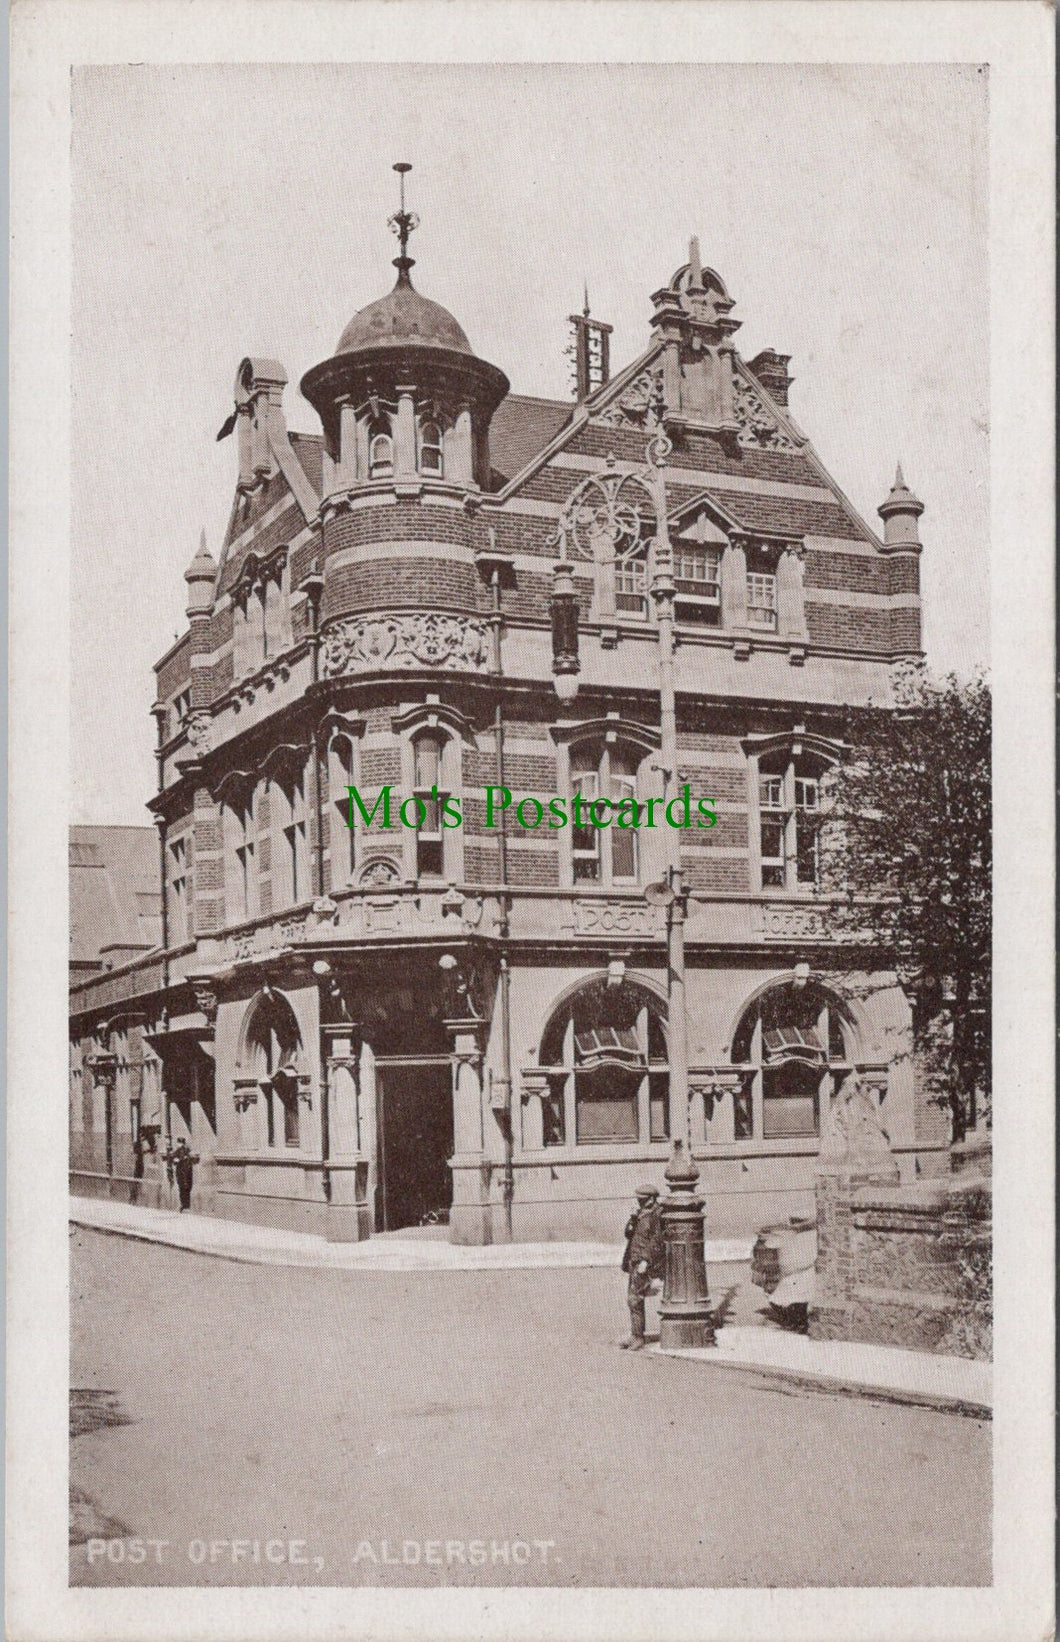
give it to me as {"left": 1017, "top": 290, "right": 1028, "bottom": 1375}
{"left": 335, "top": 273, "right": 472, "bottom": 357}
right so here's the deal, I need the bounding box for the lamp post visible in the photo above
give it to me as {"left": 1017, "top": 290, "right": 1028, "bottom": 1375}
{"left": 553, "top": 418, "right": 714, "bottom": 1348}
{"left": 645, "top": 421, "right": 715, "bottom": 1350}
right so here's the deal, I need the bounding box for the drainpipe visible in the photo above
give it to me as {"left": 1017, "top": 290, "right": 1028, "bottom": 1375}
{"left": 490, "top": 567, "right": 515, "bottom": 1241}
{"left": 150, "top": 703, "right": 170, "bottom": 990}
{"left": 300, "top": 565, "right": 326, "bottom": 899}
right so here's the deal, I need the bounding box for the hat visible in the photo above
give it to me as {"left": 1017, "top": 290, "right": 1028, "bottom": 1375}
{"left": 634, "top": 1183, "right": 659, "bottom": 1200}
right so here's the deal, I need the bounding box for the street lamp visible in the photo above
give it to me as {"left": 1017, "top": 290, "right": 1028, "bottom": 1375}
{"left": 643, "top": 424, "right": 715, "bottom": 1349}
{"left": 553, "top": 417, "right": 714, "bottom": 1347}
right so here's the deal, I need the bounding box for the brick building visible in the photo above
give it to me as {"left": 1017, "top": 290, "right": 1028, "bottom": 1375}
{"left": 69, "top": 191, "right": 947, "bottom": 1241}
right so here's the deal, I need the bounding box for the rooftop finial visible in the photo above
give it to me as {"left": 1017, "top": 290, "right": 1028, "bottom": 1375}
{"left": 895, "top": 462, "right": 905, "bottom": 487}
{"left": 387, "top": 162, "right": 419, "bottom": 286}
{"left": 689, "top": 235, "right": 703, "bottom": 287}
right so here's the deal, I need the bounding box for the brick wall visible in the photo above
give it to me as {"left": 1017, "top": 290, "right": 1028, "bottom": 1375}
{"left": 323, "top": 556, "right": 479, "bottom": 622}
{"left": 156, "top": 637, "right": 192, "bottom": 701}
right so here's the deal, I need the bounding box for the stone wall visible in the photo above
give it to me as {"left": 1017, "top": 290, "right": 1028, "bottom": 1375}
{"left": 810, "top": 1172, "right": 992, "bottom": 1360}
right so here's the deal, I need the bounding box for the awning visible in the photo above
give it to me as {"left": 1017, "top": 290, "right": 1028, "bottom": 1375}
{"left": 763, "top": 1026, "right": 825, "bottom": 1064}
{"left": 574, "top": 1026, "right": 644, "bottom": 1071}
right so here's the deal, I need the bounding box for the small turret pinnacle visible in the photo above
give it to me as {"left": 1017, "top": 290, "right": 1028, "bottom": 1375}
{"left": 387, "top": 161, "right": 419, "bottom": 287}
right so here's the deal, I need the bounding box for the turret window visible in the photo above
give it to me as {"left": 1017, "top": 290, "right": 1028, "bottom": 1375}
{"left": 368, "top": 418, "right": 394, "bottom": 480}
{"left": 413, "top": 732, "right": 447, "bottom": 878}
{"left": 419, "top": 419, "right": 444, "bottom": 477}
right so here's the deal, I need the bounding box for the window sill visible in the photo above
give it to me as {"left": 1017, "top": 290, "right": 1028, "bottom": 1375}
{"left": 515, "top": 1141, "right": 674, "bottom": 1166}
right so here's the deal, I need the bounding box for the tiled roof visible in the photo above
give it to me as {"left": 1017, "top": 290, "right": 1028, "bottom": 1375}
{"left": 70, "top": 825, "right": 161, "bottom": 971}
{"left": 488, "top": 394, "right": 573, "bottom": 488}
{"left": 289, "top": 432, "right": 323, "bottom": 495}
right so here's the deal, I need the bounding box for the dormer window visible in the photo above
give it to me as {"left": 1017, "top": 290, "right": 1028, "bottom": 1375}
{"left": 419, "top": 418, "right": 444, "bottom": 477}
{"left": 368, "top": 417, "right": 394, "bottom": 480}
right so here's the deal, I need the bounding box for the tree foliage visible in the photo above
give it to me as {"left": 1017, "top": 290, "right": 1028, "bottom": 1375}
{"left": 820, "top": 669, "right": 991, "bottom": 1141}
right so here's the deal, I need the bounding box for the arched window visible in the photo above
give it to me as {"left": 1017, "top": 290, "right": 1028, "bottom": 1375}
{"left": 731, "top": 980, "right": 853, "bottom": 1141}
{"left": 222, "top": 784, "right": 257, "bottom": 924}
{"left": 570, "top": 743, "right": 641, "bottom": 884}
{"left": 419, "top": 418, "right": 444, "bottom": 477}
{"left": 328, "top": 734, "right": 357, "bottom": 890}
{"left": 412, "top": 731, "right": 447, "bottom": 878}
{"left": 270, "top": 764, "right": 310, "bottom": 909}
{"left": 368, "top": 417, "right": 394, "bottom": 480}
{"left": 243, "top": 991, "right": 305, "bottom": 1148}
{"left": 537, "top": 977, "right": 668, "bottom": 1147}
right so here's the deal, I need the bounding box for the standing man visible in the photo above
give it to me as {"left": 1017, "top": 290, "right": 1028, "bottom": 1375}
{"left": 166, "top": 1139, "right": 200, "bottom": 1213}
{"left": 620, "top": 1184, "right": 665, "bottom": 1350}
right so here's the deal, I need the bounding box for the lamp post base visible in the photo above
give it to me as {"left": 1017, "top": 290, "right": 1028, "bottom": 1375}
{"left": 659, "top": 1139, "right": 715, "bottom": 1351}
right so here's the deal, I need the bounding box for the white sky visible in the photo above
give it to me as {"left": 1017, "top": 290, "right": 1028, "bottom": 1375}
{"left": 72, "top": 62, "right": 988, "bottom": 824}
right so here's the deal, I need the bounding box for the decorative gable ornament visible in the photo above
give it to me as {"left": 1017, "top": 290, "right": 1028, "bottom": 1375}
{"left": 731, "top": 374, "right": 800, "bottom": 452}
{"left": 594, "top": 364, "right": 665, "bottom": 429}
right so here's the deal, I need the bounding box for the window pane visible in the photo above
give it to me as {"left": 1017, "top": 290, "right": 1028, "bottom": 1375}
{"left": 543, "top": 1076, "right": 566, "bottom": 1147}
{"left": 794, "top": 816, "right": 820, "bottom": 886}
{"left": 417, "top": 837, "right": 443, "bottom": 877}
{"left": 611, "top": 827, "right": 637, "bottom": 881}
{"left": 575, "top": 1067, "right": 638, "bottom": 1142}
{"left": 282, "top": 1090, "right": 299, "bottom": 1146}
{"left": 747, "top": 573, "right": 778, "bottom": 629}
{"left": 649, "top": 1072, "right": 669, "bottom": 1141}
{"left": 414, "top": 736, "right": 441, "bottom": 788}
{"left": 763, "top": 1063, "right": 819, "bottom": 1138}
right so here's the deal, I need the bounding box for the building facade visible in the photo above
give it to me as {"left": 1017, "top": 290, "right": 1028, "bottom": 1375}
{"left": 69, "top": 197, "right": 949, "bottom": 1241}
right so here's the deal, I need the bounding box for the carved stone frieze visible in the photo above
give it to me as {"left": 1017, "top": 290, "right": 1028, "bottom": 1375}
{"left": 321, "top": 612, "right": 491, "bottom": 677}
{"left": 731, "top": 376, "right": 799, "bottom": 452}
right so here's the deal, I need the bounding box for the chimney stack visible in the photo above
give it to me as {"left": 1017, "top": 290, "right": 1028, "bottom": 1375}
{"left": 748, "top": 349, "right": 793, "bottom": 406}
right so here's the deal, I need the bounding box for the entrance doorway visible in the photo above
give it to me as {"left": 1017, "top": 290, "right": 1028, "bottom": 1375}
{"left": 375, "top": 1062, "right": 453, "bottom": 1232}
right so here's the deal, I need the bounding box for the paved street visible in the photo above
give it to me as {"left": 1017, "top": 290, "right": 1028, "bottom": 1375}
{"left": 71, "top": 1227, "right": 990, "bottom": 1588}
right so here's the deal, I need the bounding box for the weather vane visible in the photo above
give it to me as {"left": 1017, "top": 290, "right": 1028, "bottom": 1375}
{"left": 387, "top": 161, "right": 419, "bottom": 279}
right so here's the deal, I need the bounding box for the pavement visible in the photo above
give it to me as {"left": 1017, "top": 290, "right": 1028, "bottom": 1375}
{"left": 70, "top": 1227, "right": 991, "bottom": 1587}
{"left": 68, "top": 1194, "right": 753, "bottom": 1270}
{"left": 70, "top": 1194, "right": 989, "bottom": 1416}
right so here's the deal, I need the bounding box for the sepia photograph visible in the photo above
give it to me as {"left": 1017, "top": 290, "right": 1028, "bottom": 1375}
{"left": 6, "top": 8, "right": 1054, "bottom": 1641}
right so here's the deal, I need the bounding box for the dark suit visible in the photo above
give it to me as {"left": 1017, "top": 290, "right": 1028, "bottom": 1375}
{"left": 621, "top": 1200, "right": 665, "bottom": 1342}
{"left": 171, "top": 1149, "right": 199, "bottom": 1211}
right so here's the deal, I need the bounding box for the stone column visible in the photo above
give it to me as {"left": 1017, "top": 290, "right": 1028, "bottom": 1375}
{"left": 777, "top": 546, "right": 809, "bottom": 650}
{"left": 448, "top": 408, "right": 475, "bottom": 486}
{"left": 447, "top": 1018, "right": 489, "bottom": 1245}
{"left": 394, "top": 389, "right": 418, "bottom": 479}
{"left": 321, "top": 1024, "right": 371, "bottom": 1241}
{"left": 721, "top": 541, "right": 749, "bottom": 655}
{"left": 338, "top": 400, "right": 358, "bottom": 486}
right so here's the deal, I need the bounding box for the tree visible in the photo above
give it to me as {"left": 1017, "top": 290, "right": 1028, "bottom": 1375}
{"left": 819, "top": 669, "right": 991, "bottom": 1143}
